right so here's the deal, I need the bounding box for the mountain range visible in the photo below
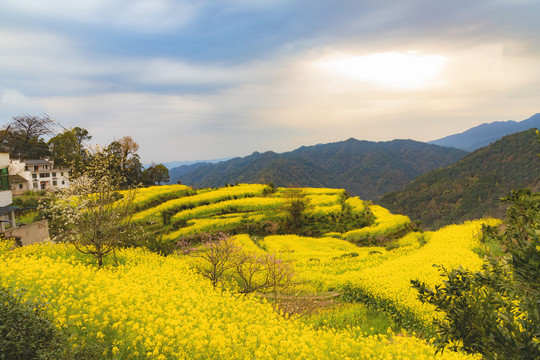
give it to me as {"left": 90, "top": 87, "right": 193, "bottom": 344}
{"left": 429, "top": 113, "right": 540, "bottom": 151}
{"left": 167, "top": 113, "right": 539, "bottom": 224}
{"left": 379, "top": 129, "right": 540, "bottom": 229}
{"left": 170, "top": 139, "right": 466, "bottom": 200}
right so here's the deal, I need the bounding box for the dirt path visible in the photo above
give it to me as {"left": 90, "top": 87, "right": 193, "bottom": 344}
{"left": 258, "top": 292, "right": 342, "bottom": 316}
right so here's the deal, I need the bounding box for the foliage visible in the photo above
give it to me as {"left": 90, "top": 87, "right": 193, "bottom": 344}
{"left": 142, "top": 163, "right": 170, "bottom": 185}
{"left": 128, "top": 184, "right": 396, "bottom": 245}
{"left": 12, "top": 191, "right": 45, "bottom": 208}
{"left": 105, "top": 136, "right": 143, "bottom": 187}
{"left": 343, "top": 205, "right": 411, "bottom": 245}
{"left": 281, "top": 189, "right": 312, "bottom": 233}
{"left": 259, "top": 234, "right": 364, "bottom": 262}
{"left": 48, "top": 127, "right": 91, "bottom": 173}
{"left": 172, "top": 197, "right": 284, "bottom": 221}
{"left": 119, "top": 184, "right": 193, "bottom": 212}
{"left": 0, "top": 286, "right": 63, "bottom": 360}
{"left": 411, "top": 189, "right": 540, "bottom": 359}
{"left": 133, "top": 183, "right": 269, "bottom": 224}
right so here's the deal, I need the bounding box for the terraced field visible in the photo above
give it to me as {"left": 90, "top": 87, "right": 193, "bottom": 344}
{"left": 131, "top": 184, "right": 386, "bottom": 243}
{"left": 0, "top": 184, "right": 501, "bottom": 359}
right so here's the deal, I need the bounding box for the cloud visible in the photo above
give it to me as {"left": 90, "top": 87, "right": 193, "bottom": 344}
{"left": 0, "top": 26, "right": 278, "bottom": 96}
{"left": 1, "top": 0, "right": 201, "bottom": 33}
{"left": 36, "top": 91, "right": 301, "bottom": 162}
{"left": 0, "top": 29, "right": 115, "bottom": 96}
{"left": 1, "top": 0, "right": 540, "bottom": 163}
{"left": 0, "top": 89, "right": 46, "bottom": 121}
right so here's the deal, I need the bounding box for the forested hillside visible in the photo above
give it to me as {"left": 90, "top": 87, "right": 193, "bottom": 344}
{"left": 170, "top": 138, "right": 467, "bottom": 199}
{"left": 378, "top": 129, "right": 540, "bottom": 229}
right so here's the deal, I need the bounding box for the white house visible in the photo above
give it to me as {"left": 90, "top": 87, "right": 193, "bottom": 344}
{"left": 9, "top": 159, "right": 71, "bottom": 195}
{"left": 0, "top": 153, "right": 16, "bottom": 232}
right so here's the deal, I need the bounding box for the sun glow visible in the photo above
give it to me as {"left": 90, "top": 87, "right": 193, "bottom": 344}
{"left": 316, "top": 52, "right": 448, "bottom": 89}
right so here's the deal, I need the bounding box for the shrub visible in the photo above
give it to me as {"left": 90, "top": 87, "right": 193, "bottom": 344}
{"left": 0, "top": 287, "right": 62, "bottom": 359}
{"left": 412, "top": 189, "right": 540, "bottom": 359}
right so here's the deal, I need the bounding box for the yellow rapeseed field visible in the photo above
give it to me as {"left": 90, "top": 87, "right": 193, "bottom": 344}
{"left": 132, "top": 184, "right": 269, "bottom": 222}
{"left": 0, "top": 243, "right": 477, "bottom": 360}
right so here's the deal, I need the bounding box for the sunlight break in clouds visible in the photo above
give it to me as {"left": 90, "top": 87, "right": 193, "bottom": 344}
{"left": 315, "top": 52, "right": 448, "bottom": 90}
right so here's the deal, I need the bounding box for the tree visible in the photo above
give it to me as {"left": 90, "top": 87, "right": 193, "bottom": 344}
{"left": 41, "top": 147, "right": 138, "bottom": 268}
{"left": 106, "top": 136, "right": 142, "bottom": 187}
{"left": 142, "top": 163, "right": 170, "bottom": 185}
{"left": 179, "top": 233, "right": 295, "bottom": 296}
{"left": 179, "top": 233, "right": 240, "bottom": 290}
{"left": 2, "top": 114, "right": 56, "bottom": 159}
{"left": 281, "top": 189, "right": 311, "bottom": 233}
{"left": 48, "top": 127, "right": 91, "bottom": 173}
{"left": 117, "top": 136, "right": 139, "bottom": 172}
{"left": 411, "top": 189, "right": 540, "bottom": 359}
{"left": 73, "top": 127, "right": 91, "bottom": 152}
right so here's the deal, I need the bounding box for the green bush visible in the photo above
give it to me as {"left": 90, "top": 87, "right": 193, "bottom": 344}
{"left": 12, "top": 195, "right": 41, "bottom": 208}
{"left": 0, "top": 287, "right": 62, "bottom": 360}
{"left": 412, "top": 189, "right": 540, "bottom": 359}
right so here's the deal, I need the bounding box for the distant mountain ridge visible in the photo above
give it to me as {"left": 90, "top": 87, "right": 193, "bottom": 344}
{"left": 429, "top": 113, "right": 540, "bottom": 151}
{"left": 150, "top": 158, "right": 231, "bottom": 170}
{"left": 169, "top": 138, "right": 467, "bottom": 200}
{"left": 379, "top": 129, "right": 540, "bottom": 229}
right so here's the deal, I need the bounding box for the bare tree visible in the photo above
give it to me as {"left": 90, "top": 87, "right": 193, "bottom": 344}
{"left": 179, "top": 233, "right": 295, "bottom": 296}
{"left": 264, "top": 253, "right": 295, "bottom": 300}
{"left": 4, "top": 114, "right": 56, "bottom": 159}
{"left": 11, "top": 114, "right": 56, "bottom": 139}
{"left": 117, "top": 136, "right": 139, "bottom": 172}
{"left": 179, "top": 233, "right": 240, "bottom": 289}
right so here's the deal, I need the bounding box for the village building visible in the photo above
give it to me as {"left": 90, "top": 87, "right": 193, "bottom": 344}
{"left": 9, "top": 159, "right": 71, "bottom": 195}
{"left": 0, "top": 153, "right": 16, "bottom": 232}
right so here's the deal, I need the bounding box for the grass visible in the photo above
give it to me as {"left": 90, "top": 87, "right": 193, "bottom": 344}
{"left": 260, "top": 291, "right": 396, "bottom": 336}
{"left": 16, "top": 211, "right": 37, "bottom": 226}
{"left": 301, "top": 302, "right": 395, "bottom": 335}
{"left": 472, "top": 236, "right": 505, "bottom": 258}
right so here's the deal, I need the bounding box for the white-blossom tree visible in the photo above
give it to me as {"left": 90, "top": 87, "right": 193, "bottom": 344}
{"left": 41, "top": 147, "right": 138, "bottom": 268}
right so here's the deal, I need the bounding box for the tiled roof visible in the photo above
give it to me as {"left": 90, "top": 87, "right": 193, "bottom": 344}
{"left": 23, "top": 159, "right": 53, "bottom": 165}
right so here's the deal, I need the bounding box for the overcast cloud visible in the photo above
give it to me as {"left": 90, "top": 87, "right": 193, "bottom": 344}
{"left": 1, "top": 0, "right": 539, "bottom": 163}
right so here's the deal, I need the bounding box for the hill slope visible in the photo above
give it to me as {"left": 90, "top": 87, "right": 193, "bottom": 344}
{"left": 429, "top": 113, "right": 540, "bottom": 151}
{"left": 379, "top": 129, "right": 540, "bottom": 229}
{"left": 170, "top": 138, "right": 467, "bottom": 200}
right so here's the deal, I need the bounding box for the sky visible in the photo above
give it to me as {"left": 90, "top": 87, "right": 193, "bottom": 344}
{"left": 1, "top": 0, "right": 539, "bottom": 164}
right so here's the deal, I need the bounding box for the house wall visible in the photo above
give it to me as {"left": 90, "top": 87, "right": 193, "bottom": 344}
{"left": 11, "top": 182, "right": 30, "bottom": 196}
{"left": 0, "top": 154, "right": 10, "bottom": 168}
{"left": 9, "top": 159, "right": 71, "bottom": 192}
{"left": 4, "top": 219, "right": 50, "bottom": 246}
{"left": 9, "top": 160, "right": 31, "bottom": 182}
{"left": 0, "top": 190, "right": 12, "bottom": 207}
